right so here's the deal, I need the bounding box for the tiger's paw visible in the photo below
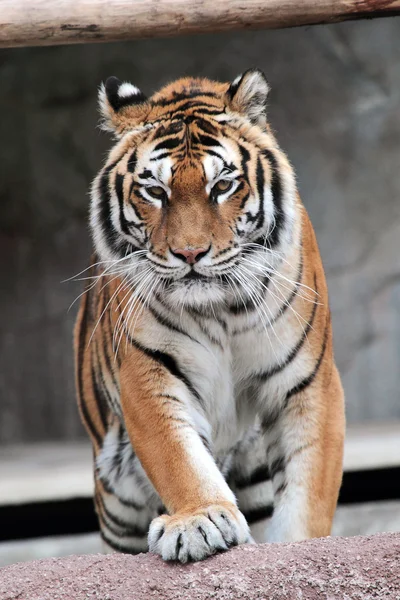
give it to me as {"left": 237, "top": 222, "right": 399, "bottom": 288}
{"left": 148, "top": 503, "right": 250, "bottom": 563}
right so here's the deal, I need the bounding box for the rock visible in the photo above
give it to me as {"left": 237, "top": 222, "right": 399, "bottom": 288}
{"left": 0, "top": 533, "right": 398, "bottom": 599}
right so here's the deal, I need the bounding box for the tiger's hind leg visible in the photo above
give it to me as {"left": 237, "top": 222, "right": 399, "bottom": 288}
{"left": 94, "top": 482, "right": 156, "bottom": 554}
{"left": 94, "top": 419, "right": 164, "bottom": 554}
{"left": 229, "top": 427, "right": 274, "bottom": 543}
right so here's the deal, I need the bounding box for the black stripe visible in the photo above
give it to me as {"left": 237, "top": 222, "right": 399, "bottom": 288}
{"left": 154, "top": 100, "right": 219, "bottom": 115}
{"left": 150, "top": 152, "right": 171, "bottom": 161}
{"left": 201, "top": 148, "right": 224, "bottom": 160}
{"left": 213, "top": 245, "right": 236, "bottom": 259}
{"left": 100, "top": 529, "right": 147, "bottom": 554}
{"left": 153, "top": 120, "right": 185, "bottom": 138}
{"left": 153, "top": 137, "right": 182, "bottom": 152}
{"left": 243, "top": 505, "right": 274, "bottom": 524}
{"left": 195, "top": 133, "right": 221, "bottom": 148}
{"left": 98, "top": 160, "right": 126, "bottom": 258}
{"left": 127, "top": 150, "right": 137, "bottom": 172}
{"left": 113, "top": 423, "right": 126, "bottom": 479}
{"left": 228, "top": 275, "right": 269, "bottom": 314}
{"left": 199, "top": 434, "right": 213, "bottom": 455}
{"left": 187, "top": 304, "right": 228, "bottom": 333}
{"left": 99, "top": 478, "right": 146, "bottom": 510}
{"left": 172, "top": 107, "right": 224, "bottom": 119}
{"left": 245, "top": 210, "right": 258, "bottom": 225}
{"left": 261, "top": 405, "right": 282, "bottom": 433}
{"left": 284, "top": 318, "right": 330, "bottom": 403}
{"left": 212, "top": 254, "right": 238, "bottom": 269}
{"left": 148, "top": 304, "right": 202, "bottom": 346}
{"left": 229, "top": 299, "right": 255, "bottom": 315}
{"left": 97, "top": 493, "right": 150, "bottom": 537}
{"left": 269, "top": 253, "right": 303, "bottom": 326}
{"left": 151, "top": 251, "right": 168, "bottom": 262}
{"left": 240, "top": 192, "right": 250, "bottom": 210}
{"left": 195, "top": 118, "right": 218, "bottom": 136}
{"left": 193, "top": 320, "right": 224, "bottom": 349}
{"left": 128, "top": 189, "right": 145, "bottom": 223}
{"left": 274, "top": 481, "right": 287, "bottom": 496}
{"left": 256, "top": 277, "right": 319, "bottom": 382}
{"left": 129, "top": 337, "right": 204, "bottom": 407}
{"left": 77, "top": 294, "right": 102, "bottom": 446}
{"left": 149, "top": 109, "right": 224, "bottom": 127}
{"left": 92, "top": 347, "right": 110, "bottom": 430}
{"left": 116, "top": 174, "right": 144, "bottom": 234}
{"left": 102, "top": 288, "right": 120, "bottom": 396}
{"left": 255, "top": 156, "right": 265, "bottom": 231}
{"left": 152, "top": 91, "right": 217, "bottom": 107}
{"left": 270, "top": 456, "right": 286, "bottom": 478}
{"left": 227, "top": 75, "right": 243, "bottom": 101}
{"left": 115, "top": 172, "right": 131, "bottom": 237}
{"left": 178, "top": 310, "right": 224, "bottom": 350}
{"left": 263, "top": 150, "right": 284, "bottom": 248}
{"left": 157, "top": 393, "right": 184, "bottom": 405}
{"left": 239, "top": 143, "right": 251, "bottom": 180}
{"left": 234, "top": 465, "right": 271, "bottom": 490}
{"left": 138, "top": 168, "right": 152, "bottom": 180}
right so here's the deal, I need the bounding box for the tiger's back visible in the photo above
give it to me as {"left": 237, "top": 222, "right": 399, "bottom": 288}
{"left": 75, "top": 70, "right": 344, "bottom": 560}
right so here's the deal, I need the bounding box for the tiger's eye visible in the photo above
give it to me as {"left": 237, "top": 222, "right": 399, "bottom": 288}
{"left": 147, "top": 186, "right": 166, "bottom": 199}
{"left": 214, "top": 179, "right": 233, "bottom": 193}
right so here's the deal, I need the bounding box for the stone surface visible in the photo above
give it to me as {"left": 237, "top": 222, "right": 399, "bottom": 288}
{"left": 1, "top": 18, "right": 400, "bottom": 443}
{"left": 0, "top": 534, "right": 399, "bottom": 599}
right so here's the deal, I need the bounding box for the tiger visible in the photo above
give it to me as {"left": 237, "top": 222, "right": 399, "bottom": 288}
{"left": 74, "top": 69, "right": 345, "bottom": 563}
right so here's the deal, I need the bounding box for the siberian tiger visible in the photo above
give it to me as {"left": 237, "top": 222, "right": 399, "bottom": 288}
{"left": 74, "top": 70, "right": 345, "bottom": 563}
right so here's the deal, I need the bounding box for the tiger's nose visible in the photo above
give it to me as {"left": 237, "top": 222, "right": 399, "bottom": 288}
{"left": 170, "top": 246, "right": 210, "bottom": 265}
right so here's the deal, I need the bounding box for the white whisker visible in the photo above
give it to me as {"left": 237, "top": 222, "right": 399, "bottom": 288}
{"left": 113, "top": 267, "right": 155, "bottom": 355}
{"left": 63, "top": 250, "right": 147, "bottom": 283}
{"left": 240, "top": 255, "right": 319, "bottom": 302}
{"left": 233, "top": 268, "right": 283, "bottom": 357}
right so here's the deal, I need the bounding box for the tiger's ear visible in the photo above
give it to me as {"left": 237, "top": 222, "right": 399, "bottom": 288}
{"left": 226, "top": 69, "right": 269, "bottom": 127}
{"left": 98, "top": 76, "right": 148, "bottom": 135}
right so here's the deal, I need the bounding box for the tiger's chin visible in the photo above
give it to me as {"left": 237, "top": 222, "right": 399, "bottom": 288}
{"left": 163, "top": 277, "right": 227, "bottom": 310}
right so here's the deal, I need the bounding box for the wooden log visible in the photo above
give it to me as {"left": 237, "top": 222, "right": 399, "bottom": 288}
{"left": 0, "top": 534, "right": 399, "bottom": 599}
{"left": 1, "top": 0, "right": 400, "bottom": 49}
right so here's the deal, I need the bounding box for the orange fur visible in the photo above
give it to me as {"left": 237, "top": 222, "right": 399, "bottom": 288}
{"left": 75, "top": 71, "right": 345, "bottom": 559}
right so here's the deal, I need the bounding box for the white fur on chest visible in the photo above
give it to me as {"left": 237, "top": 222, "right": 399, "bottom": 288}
{"left": 132, "top": 293, "right": 310, "bottom": 458}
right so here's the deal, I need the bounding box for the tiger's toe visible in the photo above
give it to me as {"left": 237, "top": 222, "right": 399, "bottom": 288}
{"left": 148, "top": 504, "right": 250, "bottom": 563}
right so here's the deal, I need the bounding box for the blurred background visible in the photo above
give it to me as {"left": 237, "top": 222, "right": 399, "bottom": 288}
{"left": 0, "top": 17, "right": 399, "bottom": 566}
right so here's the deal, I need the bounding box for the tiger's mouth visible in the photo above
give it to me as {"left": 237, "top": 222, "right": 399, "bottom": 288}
{"left": 160, "top": 265, "right": 229, "bottom": 308}
{"left": 182, "top": 270, "right": 208, "bottom": 281}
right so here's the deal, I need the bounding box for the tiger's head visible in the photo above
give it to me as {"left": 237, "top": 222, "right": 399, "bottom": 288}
{"left": 90, "top": 70, "right": 298, "bottom": 309}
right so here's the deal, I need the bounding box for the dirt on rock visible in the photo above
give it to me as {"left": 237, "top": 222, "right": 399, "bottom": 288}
{"left": 0, "top": 533, "right": 399, "bottom": 600}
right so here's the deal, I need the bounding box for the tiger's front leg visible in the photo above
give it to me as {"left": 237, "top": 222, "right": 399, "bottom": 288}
{"left": 120, "top": 345, "right": 250, "bottom": 563}
{"left": 264, "top": 363, "right": 345, "bottom": 542}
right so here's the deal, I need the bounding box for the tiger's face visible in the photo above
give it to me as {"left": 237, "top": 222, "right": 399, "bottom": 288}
{"left": 90, "top": 71, "right": 297, "bottom": 308}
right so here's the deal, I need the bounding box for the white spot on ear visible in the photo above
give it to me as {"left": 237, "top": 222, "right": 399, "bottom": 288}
{"left": 231, "top": 74, "right": 242, "bottom": 87}
{"left": 118, "top": 82, "right": 142, "bottom": 98}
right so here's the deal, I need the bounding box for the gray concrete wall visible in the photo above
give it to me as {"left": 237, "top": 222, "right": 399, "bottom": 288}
{"left": 1, "top": 18, "right": 399, "bottom": 443}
